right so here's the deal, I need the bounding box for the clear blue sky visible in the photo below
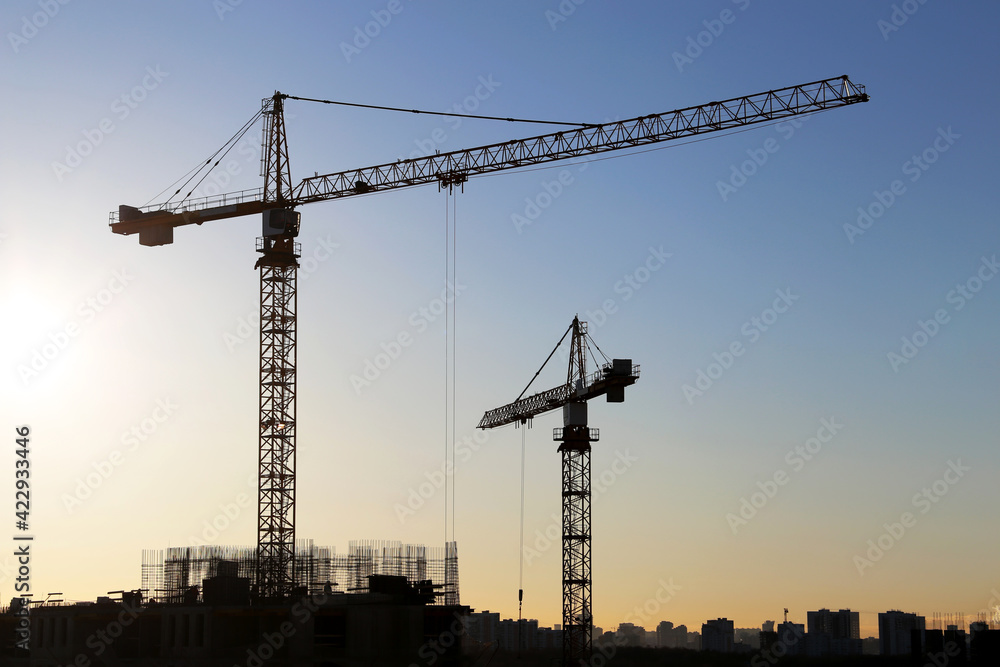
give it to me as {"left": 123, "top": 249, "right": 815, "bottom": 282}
{"left": 2, "top": 0, "right": 998, "bottom": 636}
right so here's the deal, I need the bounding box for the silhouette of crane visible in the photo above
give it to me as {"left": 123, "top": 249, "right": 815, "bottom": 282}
{"left": 478, "top": 315, "right": 639, "bottom": 664}
{"left": 108, "top": 76, "right": 869, "bottom": 628}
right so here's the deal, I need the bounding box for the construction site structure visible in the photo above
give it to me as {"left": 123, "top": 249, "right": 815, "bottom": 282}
{"left": 478, "top": 316, "right": 638, "bottom": 665}
{"left": 109, "top": 75, "right": 869, "bottom": 664}
{"left": 141, "top": 540, "right": 459, "bottom": 606}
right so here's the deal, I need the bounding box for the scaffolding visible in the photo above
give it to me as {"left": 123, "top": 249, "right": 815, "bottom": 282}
{"left": 141, "top": 540, "right": 459, "bottom": 605}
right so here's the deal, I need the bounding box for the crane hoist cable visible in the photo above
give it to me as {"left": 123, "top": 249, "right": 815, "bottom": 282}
{"left": 443, "top": 187, "right": 459, "bottom": 545}
{"left": 450, "top": 190, "right": 457, "bottom": 543}
{"left": 518, "top": 424, "right": 526, "bottom": 635}
{"left": 443, "top": 191, "right": 450, "bottom": 544}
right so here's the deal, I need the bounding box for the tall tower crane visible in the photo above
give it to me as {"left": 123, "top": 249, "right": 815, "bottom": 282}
{"left": 478, "top": 316, "right": 639, "bottom": 665}
{"left": 108, "top": 77, "right": 868, "bottom": 608}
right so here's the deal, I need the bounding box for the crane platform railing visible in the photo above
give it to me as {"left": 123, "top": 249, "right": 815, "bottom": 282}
{"left": 109, "top": 187, "right": 265, "bottom": 224}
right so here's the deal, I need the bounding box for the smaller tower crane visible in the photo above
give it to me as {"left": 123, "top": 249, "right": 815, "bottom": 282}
{"left": 478, "top": 316, "right": 639, "bottom": 666}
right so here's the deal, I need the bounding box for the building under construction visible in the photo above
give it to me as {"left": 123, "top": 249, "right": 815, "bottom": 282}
{"left": 141, "top": 540, "right": 459, "bottom": 606}
{"left": 9, "top": 541, "right": 465, "bottom": 666}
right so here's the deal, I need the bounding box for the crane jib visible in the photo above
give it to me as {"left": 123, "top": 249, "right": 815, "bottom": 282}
{"left": 295, "top": 76, "right": 867, "bottom": 203}
{"left": 109, "top": 75, "right": 868, "bottom": 241}
{"left": 478, "top": 361, "right": 640, "bottom": 430}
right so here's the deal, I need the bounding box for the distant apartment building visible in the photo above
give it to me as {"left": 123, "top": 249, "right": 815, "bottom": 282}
{"left": 464, "top": 610, "right": 500, "bottom": 646}
{"left": 734, "top": 627, "right": 761, "bottom": 650}
{"left": 656, "top": 620, "right": 687, "bottom": 648}
{"left": 777, "top": 621, "right": 806, "bottom": 656}
{"left": 878, "top": 610, "right": 925, "bottom": 656}
{"left": 493, "top": 617, "right": 563, "bottom": 651}
{"left": 616, "top": 622, "right": 645, "bottom": 647}
{"left": 701, "top": 618, "right": 735, "bottom": 653}
{"left": 969, "top": 622, "right": 1000, "bottom": 664}
{"left": 806, "top": 608, "right": 861, "bottom": 656}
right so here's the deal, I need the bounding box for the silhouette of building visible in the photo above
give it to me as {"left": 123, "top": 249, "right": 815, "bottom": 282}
{"left": 464, "top": 609, "right": 500, "bottom": 647}
{"left": 23, "top": 575, "right": 467, "bottom": 666}
{"left": 656, "top": 620, "right": 687, "bottom": 648}
{"left": 701, "top": 617, "right": 734, "bottom": 653}
{"left": 806, "top": 608, "right": 861, "bottom": 656}
{"left": 776, "top": 621, "right": 806, "bottom": 656}
{"left": 142, "top": 540, "right": 459, "bottom": 605}
{"left": 616, "top": 622, "right": 645, "bottom": 647}
{"left": 970, "top": 621, "right": 1000, "bottom": 665}
{"left": 733, "top": 627, "right": 760, "bottom": 650}
{"left": 879, "top": 609, "right": 925, "bottom": 656}
{"left": 464, "top": 613, "right": 562, "bottom": 652}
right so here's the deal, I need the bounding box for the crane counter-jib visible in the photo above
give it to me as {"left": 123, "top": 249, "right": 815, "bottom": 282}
{"left": 109, "top": 75, "right": 868, "bottom": 245}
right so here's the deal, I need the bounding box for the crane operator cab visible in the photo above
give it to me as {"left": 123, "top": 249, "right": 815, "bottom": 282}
{"left": 262, "top": 208, "right": 300, "bottom": 239}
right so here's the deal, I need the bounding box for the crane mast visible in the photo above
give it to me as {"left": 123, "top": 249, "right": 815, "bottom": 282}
{"left": 108, "top": 77, "right": 869, "bottom": 653}
{"left": 254, "top": 94, "right": 301, "bottom": 599}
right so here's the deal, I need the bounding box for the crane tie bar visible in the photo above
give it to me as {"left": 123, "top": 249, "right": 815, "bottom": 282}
{"left": 283, "top": 94, "right": 596, "bottom": 128}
